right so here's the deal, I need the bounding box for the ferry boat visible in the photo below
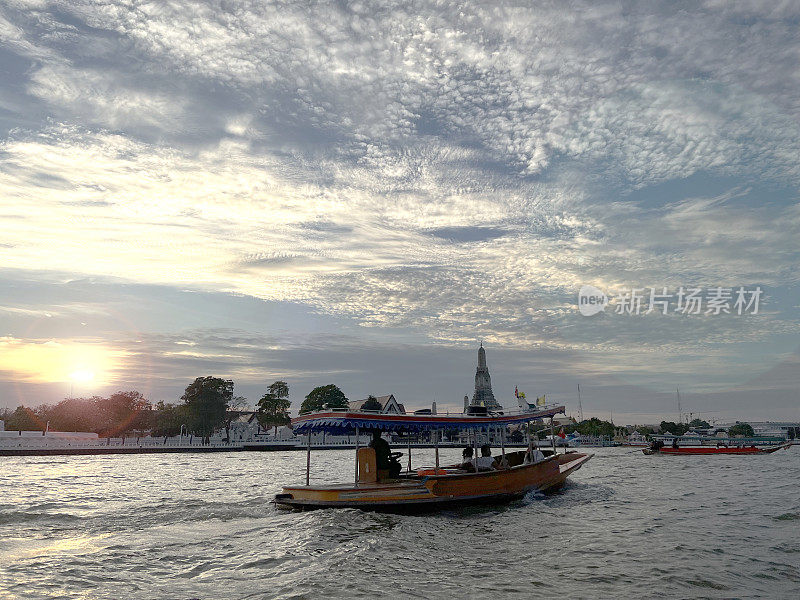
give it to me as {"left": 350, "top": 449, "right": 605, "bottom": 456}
{"left": 274, "top": 406, "right": 592, "bottom": 511}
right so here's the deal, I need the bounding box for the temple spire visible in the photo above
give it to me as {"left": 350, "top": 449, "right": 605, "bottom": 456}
{"left": 471, "top": 344, "right": 501, "bottom": 409}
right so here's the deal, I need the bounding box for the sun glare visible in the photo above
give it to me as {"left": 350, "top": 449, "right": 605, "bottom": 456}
{"left": 0, "top": 337, "right": 123, "bottom": 385}
{"left": 69, "top": 369, "right": 96, "bottom": 383}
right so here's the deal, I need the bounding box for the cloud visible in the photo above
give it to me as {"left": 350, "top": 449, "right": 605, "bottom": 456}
{"left": 426, "top": 226, "right": 510, "bottom": 243}
{"left": 0, "top": 1, "right": 799, "bottom": 409}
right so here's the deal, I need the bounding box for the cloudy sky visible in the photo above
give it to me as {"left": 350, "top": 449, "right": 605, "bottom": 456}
{"left": 1, "top": 1, "right": 799, "bottom": 423}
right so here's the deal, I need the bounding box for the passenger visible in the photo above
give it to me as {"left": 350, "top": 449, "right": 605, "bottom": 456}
{"left": 474, "top": 444, "right": 495, "bottom": 471}
{"left": 460, "top": 446, "right": 475, "bottom": 470}
{"left": 496, "top": 453, "right": 510, "bottom": 469}
{"left": 525, "top": 447, "right": 546, "bottom": 463}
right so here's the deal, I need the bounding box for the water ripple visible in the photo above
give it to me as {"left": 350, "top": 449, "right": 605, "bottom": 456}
{"left": 1, "top": 447, "right": 799, "bottom": 598}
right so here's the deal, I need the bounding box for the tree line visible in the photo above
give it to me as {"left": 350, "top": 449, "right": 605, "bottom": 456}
{"left": 559, "top": 417, "right": 756, "bottom": 439}
{"left": 1, "top": 378, "right": 354, "bottom": 439}
{"left": 655, "top": 419, "right": 756, "bottom": 437}
{"left": 2, "top": 384, "right": 761, "bottom": 442}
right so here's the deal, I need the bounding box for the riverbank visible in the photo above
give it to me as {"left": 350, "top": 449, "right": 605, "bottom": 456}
{"left": 0, "top": 438, "right": 557, "bottom": 457}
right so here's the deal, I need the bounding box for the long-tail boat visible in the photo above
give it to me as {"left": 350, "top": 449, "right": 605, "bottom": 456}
{"left": 274, "top": 406, "right": 592, "bottom": 511}
{"left": 643, "top": 436, "right": 791, "bottom": 456}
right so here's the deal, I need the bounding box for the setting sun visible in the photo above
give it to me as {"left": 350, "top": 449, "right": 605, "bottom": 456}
{"left": 0, "top": 336, "right": 123, "bottom": 385}
{"left": 69, "top": 369, "right": 96, "bottom": 383}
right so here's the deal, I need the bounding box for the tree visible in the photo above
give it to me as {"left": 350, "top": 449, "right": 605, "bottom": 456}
{"left": 575, "top": 417, "right": 616, "bottom": 438}
{"left": 150, "top": 401, "right": 189, "bottom": 438}
{"left": 688, "top": 418, "right": 711, "bottom": 429}
{"left": 256, "top": 381, "right": 291, "bottom": 435}
{"left": 3, "top": 406, "right": 44, "bottom": 431}
{"left": 96, "top": 391, "right": 150, "bottom": 436}
{"left": 45, "top": 397, "right": 100, "bottom": 433}
{"left": 360, "top": 395, "right": 382, "bottom": 412}
{"left": 728, "top": 422, "right": 755, "bottom": 437}
{"left": 300, "top": 384, "right": 349, "bottom": 414}
{"left": 660, "top": 421, "right": 689, "bottom": 436}
{"left": 181, "top": 376, "right": 234, "bottom": 443}
{"left": 636, "top": 426, "right": 654, "bottom": 437}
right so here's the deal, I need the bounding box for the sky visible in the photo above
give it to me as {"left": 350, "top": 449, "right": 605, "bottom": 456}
{"left": 1, "top": 1, "right": 799, "bottom": 424}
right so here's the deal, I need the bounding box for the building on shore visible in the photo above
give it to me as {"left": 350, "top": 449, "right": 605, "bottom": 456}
{"left": 723, "top": 421, "right": 799, "bottom": 439}
{"left": 348, "top": 394, "right": 405, "bottom": 414}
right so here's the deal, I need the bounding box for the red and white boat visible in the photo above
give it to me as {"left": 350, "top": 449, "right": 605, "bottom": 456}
{"left": 643, "top": 438, "right": 791, "bottom": 456}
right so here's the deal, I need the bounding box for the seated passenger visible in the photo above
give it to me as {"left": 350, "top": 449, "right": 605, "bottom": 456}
{"left": 524, "top": 448, "right": 546, "bottom": 464}
{"left": 495, "top": 453, "right": 510, "bottom": 469}
{"left": 459, "top": 446, "right": 475, "bottom": 470}
{"left": 474, "top": 444, "right": 495, "bottom": 471}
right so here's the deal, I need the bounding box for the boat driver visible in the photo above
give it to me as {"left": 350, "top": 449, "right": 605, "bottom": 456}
{"left": 369, "top": 430, "right": 393, "bottom": 480}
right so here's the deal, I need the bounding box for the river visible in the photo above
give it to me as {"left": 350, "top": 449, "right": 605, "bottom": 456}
{"left": 1, "top": 446, "right": 798, "bottom": 599}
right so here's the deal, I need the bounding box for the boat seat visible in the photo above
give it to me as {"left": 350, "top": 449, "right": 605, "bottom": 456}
{"left": 357, "top": 447, "right": 377, "bottom": 483}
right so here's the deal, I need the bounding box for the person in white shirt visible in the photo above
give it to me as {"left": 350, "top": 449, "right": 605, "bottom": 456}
{"left": 474, "top": 444, "right": 495, "bottom": 471}
{"left": 524, "top": 448, "right": 546, "bottom": 464}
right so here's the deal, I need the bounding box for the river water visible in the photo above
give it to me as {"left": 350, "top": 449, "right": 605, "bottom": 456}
{"left": 1, "top": 446, "right": 798, "bottom": 599}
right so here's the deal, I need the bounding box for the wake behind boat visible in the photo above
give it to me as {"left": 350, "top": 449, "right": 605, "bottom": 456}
{"left": 274, "top": 406, "right": 592, "bottom": 511}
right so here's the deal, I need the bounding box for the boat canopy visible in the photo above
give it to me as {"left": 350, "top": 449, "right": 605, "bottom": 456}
{"left": 291, "top": 406, "right": 565, "bottom": 435}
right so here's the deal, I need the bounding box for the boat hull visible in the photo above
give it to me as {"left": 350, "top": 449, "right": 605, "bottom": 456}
{"left": 275, "top": 451, "right": 592, "bottom": 511}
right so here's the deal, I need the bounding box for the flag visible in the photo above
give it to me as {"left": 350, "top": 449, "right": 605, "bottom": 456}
{"left": 515, "top": 386, "right": 519, "bottom": 399}
{"left": 558, "top": 427, "right": 566, "bottom": 439}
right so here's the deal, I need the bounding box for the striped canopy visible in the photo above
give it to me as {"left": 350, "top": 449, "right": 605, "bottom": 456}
{"left": 291, "top": 406, "right": 565, "bottom": 435}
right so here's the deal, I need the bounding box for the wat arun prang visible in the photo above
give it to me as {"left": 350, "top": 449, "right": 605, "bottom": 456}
{"left": 468, "top": 343, "right": 503, "bottom": 410}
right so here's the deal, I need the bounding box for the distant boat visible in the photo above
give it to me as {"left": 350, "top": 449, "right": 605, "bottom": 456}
{"left": 621, "top": 431, "right": 649, "bottom": 447}
{"left": 643, "top": 437, "right": 791, "bottom": 456}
